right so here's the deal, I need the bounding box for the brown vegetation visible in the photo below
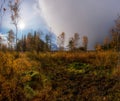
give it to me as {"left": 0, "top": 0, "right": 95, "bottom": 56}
{"left": 0, "top": 51, "right": 119, "bottom": 101}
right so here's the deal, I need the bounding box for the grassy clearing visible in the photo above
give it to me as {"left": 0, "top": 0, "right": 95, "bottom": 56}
{"left": 0, "top": 51, "right": 119, "bottom": 101}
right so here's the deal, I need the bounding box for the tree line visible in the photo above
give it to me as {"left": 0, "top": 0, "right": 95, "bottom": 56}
{"left": 0, "top": 0, "right": 120, "bottom": 52}
{"left": 57, "top": 15, "right": 120, "bottom": 52}
{"left": 0, "top": 15, "right": 120, "bottom": 52}
{"left": 95, "top": 16, "right": 120, "bottom": 51}
{"left": 57, "top": 32, "right": 88, "bottom": 51}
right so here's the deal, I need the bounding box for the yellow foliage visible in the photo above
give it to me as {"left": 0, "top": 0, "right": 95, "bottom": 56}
{"left": 13, "top": 58, "right": 32, "bottom": 72}
{"left": 21, "top": 75, "right": 31, "bottom": 83}
{"left": 0, "top": 51, "right": 118, "bottom": 101}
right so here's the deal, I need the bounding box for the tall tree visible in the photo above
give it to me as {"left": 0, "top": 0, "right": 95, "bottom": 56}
{"left": 111, "top": 16, "right": 120, "bottom": 51}
{"left": 26, "top": 32, "right": 33, "bottom": 51}
{"left": 82, "top": 36, "right": 88, "bottom": 51}
{"left": 9, "top": 0, "right": 21, "bottom": 50}
{"left": 68, "top": 37, "right": 75, "bottom": 51}
{"left": 0, "top": 36, "right": 2, "bottom": 49}
{"left": 68, "top": 33, "right": 80, "bottom": 51}
{"left": 8, "top": 29, "right": 14, "bottom": 49}
{"left": 95, "top": 43, "right": 102, "bottom": 51}
{"left": 45, "top": 33, "right": 52, "bottom": 51}
{"left": 57, "top": 32, "right": 65, "bottom": 51}
{"left": 34, "top": 31, "right": 41, "bottom": 52}
{"left": 45, "top": 34, "right": 50, "bottom": 51}
{"left": 74, "top": 33, "right": 80, "bottom": 49}
{"left": 22, "top": 35, "right": 26, "bottom": 51}
{"left": 102, "top": 36, "right": 110, "bottom": 50}
{"left": 17, "top": 31, "right": 50, "bottom": 52}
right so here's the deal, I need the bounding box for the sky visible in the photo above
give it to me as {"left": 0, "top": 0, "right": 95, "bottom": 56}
{"left": 1, "top": 0, "right": 120, "bottom": 49}
{"left": 0, "top": 0, "right": 55, "bottom": 43}
{"left": 39, "top": 0, "right": 120, "bottom": 49}
{"left": 1, "top": 0, "right": 49, "bottom": 33}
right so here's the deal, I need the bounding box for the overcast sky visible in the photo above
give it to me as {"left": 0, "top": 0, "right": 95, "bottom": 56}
{"left": 39, "top": 0, "right": 120, "bottom": 49}
{"left": 1, "top": 0, "right": 120, "bottom": 49}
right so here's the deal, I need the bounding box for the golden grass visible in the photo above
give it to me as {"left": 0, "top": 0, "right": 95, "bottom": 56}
{"left": 0, "top": 51, "right": 119, "bottom": 101}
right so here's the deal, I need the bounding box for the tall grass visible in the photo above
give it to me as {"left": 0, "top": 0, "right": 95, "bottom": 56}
{"left": 0, "top": 51, "right": 119, "bottom": 101}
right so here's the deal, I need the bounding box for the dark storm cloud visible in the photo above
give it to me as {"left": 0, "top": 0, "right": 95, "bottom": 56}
{"left": 39, "top": 0, "right": 120, "bottom": 49}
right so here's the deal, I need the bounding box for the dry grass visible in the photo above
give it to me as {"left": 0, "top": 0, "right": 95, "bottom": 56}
{"left": 0, "top": 51, "right": 119, "bottom": 101}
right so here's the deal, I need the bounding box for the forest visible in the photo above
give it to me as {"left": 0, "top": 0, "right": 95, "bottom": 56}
{"left": 0, "top": 0, "right": 120, "bottom": 101}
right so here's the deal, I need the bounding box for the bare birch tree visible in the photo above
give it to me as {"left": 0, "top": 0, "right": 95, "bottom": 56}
{"left": 9, "top": 0, "right": 21, "bottom": 50}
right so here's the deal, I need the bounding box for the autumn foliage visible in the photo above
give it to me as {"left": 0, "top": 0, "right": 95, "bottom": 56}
{"left": 0, "top": 51, "right": 119, "bottom": 101}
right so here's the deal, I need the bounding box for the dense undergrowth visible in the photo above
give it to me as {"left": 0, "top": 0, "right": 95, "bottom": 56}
{"left": 0, "top": 51, "right": 119, "bottom": 101}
